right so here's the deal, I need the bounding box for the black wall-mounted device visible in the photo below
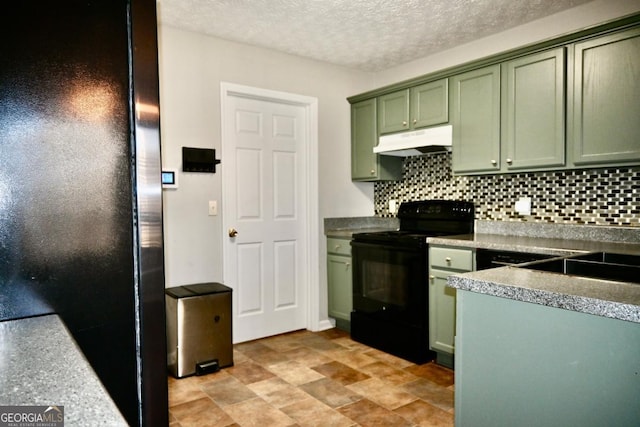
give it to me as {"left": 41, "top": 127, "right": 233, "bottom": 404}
{"left": 182, "top": 147, "right": 221, "bottom": 173}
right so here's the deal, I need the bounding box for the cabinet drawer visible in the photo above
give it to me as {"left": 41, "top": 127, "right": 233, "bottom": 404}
{"left": 430, "top": 246, "right": 473, "bottom": 271}
{"left": 327, "top": 237, "right": 351, "bottom": 256}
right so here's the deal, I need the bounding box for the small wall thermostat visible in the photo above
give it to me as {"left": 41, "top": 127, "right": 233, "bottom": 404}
{"left": 162, "top": 169, "right": 179, "bottom": 189}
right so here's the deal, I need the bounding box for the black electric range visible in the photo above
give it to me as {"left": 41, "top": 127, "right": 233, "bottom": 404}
{"left": 350, "top": 200, "right": 475, "bottom": 364}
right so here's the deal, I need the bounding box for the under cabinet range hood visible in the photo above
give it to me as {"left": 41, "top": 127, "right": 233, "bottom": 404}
{"left": 374, "top": 124, "right": 452, "bottom": 156}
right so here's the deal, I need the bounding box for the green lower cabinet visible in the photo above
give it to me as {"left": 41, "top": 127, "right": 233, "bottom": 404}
{"left": 455, "top": 290, "right": 640, "bottom": 427}
{"left": 428, "top": 269, "right": 457, "bottom": 366}
{"left": 327, "top": 237, "right": 352, "bottom": 331}
{"left": 428, "top": 246, "right": 474, "bottom": 368}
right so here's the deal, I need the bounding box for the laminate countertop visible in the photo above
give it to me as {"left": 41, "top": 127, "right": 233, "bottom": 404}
{"left": 0, "top": 314, "right": 128, "bottom": 426}
{"left": 324, "top": 216, "right": 398, "bottom": 238}
{"left": 428, "top": 233, "right": 640, "bottom": 324}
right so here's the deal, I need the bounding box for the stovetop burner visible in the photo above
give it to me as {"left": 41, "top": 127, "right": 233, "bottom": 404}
{"left": 351, "top": 200, "right": 475, "bottom": 248}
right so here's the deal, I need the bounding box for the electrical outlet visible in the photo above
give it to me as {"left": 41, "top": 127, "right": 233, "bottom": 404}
{"left": 515, "top": 197, "right": 531, "bottom": 215}
{"left": 389, "top": 199, "right": 398, "bottom": 214}
{"left": 208, "top": 200, "right": 218, "bottom": 216}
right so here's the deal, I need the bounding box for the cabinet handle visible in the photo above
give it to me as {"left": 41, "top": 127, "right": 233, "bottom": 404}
{"left": 345, "top": 262, "right": 351, "bottom": 267}
{"left": 445, "top": 257, "right": 452, "bottom": 264}
{"left": 402, "top": 120, "right": 407, "bottom": 126}
{"left": 506, "top": 158, "right": 513, "bottom": 164}
{"left": 429, "top": 275, "right": 435, "bottom": 283}
{"left": 413, "top": 119, "right": 417, "bottom": 125}
{"left": 491, "top": 159, "right": 497, "bottom": 166}
{"left": 370, "top": 169, "right": 375, "bottom": 175}
{"left": 334, "top": 245, "right": 341, "bottom": 251}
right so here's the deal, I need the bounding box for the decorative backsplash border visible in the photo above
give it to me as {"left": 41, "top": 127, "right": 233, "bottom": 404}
{"left": 374, "top": 153, "right": 640, "bottom": 227}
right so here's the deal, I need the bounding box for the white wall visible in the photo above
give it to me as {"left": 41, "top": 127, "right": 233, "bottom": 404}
{"left": 157, "top": 26, "right": 374, "bottom": 329}
{"left": 372, "top": 0, "right": 640, "bottom": 88}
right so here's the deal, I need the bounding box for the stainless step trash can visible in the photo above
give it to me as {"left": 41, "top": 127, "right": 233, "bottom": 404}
{"left": 165, "top": 282, "right": 233, "bottom": 378}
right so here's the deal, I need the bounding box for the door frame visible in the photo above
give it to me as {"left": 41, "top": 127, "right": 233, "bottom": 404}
{"left": 220, "top": 82, "right": 324, "bottom": 335}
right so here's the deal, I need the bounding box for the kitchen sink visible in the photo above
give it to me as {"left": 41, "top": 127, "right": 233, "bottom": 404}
{"left": 521, "top": 252, "right": 640, "bottom": 284}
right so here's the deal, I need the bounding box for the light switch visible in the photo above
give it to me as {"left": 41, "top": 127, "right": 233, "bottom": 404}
{"left": 208, "top": 200, "right": 218, "bottom": 216}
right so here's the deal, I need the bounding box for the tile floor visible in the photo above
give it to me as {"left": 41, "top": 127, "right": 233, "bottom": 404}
{"left": 168, "top": 328, "right": 454, "bottom": 427}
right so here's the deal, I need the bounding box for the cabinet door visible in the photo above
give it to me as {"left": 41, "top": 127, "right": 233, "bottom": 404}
{"left": 503, "top": 48, "right": 566, "bottom": 171}
{"left": 411, "top": 79, "right": 448, "bottom": 129}
{"left": 572, "top": 27, "right": 640, "bottom": 166}
{"left": 327, "top": 254, "right": 352, "bottom": 322}
{"left": 377, "top": 89, "right": 410, "bottom": 134}
{"left": 451, "top": 65, "right": 501, "bottom": 173}
{"left": 351, "top": 99, "right": 402, "bottom": 181}
{"left": 429, "top": 269, "right": 457, "bottom": 354}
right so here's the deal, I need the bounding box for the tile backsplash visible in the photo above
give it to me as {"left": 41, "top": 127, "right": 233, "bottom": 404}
{"left": 374, "top": 153, "right": 640, "bottom": 227}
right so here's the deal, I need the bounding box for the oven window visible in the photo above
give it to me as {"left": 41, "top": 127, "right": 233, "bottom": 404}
{"left": 351, "top": 241, "right": 427, "bottom": 325}
{"left": 361, "top": 260, "right": 408, "bottom": 306}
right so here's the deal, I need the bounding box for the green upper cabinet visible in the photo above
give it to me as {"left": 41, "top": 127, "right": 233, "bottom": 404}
{"left": 351, "top": 98, "right": 402, "bottom": 181}
{"left": 571, "top": 27, "right": 640, "bottom": 167}
{"left": 502, "top": 47, "right": 566, "bottom": 171}
{"left": 377, "top": 90, "right": 410, "bottom": 134}
{"left": 349, "top": 16, "right": 640, "bottom": 178}
{"left": 451, "top": 65, "right": 501, "bottom": 173}
{"left": 378, "top": 79, "right": 449, "bottom": 135}
{"left": 412, "top": 79, "right": 449, "bottom": 129}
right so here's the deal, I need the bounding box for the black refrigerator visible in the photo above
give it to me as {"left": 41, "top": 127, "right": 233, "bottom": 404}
{"left": 0, "top": 1, "right": 168, "bottom": 425}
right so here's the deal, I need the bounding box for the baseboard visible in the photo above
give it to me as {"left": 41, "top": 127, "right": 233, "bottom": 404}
{"left": 312, "top": 319, "right": 335, "bottom": 332}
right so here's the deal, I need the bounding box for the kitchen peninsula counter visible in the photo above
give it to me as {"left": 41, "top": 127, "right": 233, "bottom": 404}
{"left": 0, "top": 314, "right": 128, "bottom": 425}
{"left": 428, "top": 224, "right": 640, "bottom": 323}
{"left": 434, "top": 230, "right": 640, "bottom": 426}
{"left": 435, "top": 224, "right": 640, "bottom": 427}
{"left": 448, "top": 264, "right": 640, "bottom": 323}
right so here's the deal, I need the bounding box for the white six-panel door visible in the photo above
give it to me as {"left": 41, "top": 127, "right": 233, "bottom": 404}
{"left": 222, "top": 86, "right": 313, "bottom": 343}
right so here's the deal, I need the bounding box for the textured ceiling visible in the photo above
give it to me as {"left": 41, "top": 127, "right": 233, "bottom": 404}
{"left": 157, "top": 0, "right": 592, "bottom": 72}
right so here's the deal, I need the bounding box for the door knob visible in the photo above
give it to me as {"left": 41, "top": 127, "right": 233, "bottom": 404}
{"left": 228, "top": 228, "right": 238, "bottom": 237}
